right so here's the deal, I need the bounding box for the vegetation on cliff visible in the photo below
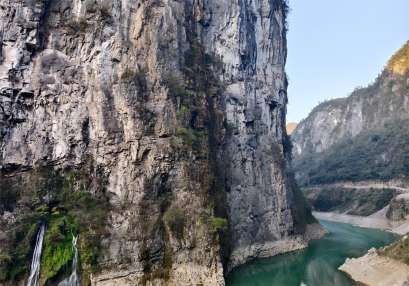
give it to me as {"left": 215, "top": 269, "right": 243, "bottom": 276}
{"left": 304, "top": 186, "right": 395, "bottom": 215}
{"left": 137, "top": 29, "right": 231, "bottom": 282}
{"left": 387, "top": 41, "right": 409, "bottom": 75}
{"left": 292, "top": 40, "right": 409, "bottom": 190}
{"left": 380, "top": 235, "right": 409, "bottom": 265}
{"left": 294, "top": 119, "right": 409, "bottom": 186}
{"left": 0, "top": 163, "right": 109, "bottom": 284}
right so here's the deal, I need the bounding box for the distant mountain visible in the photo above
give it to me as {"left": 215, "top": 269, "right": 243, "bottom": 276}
{"left": 292, "top": 41, "right": 409, "bottom": 186}
{"left": 289, "top": 41, "right": 409, "bottom": 283}
{"left": 286, "top": 122, "right": 298, "bottom": 135}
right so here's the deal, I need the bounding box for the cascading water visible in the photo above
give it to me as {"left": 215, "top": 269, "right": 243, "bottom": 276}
{"left": 27, "top": 224, "right": 45, "bottom": 286}
{"left": 58, "top": 235, "right": 80, "bottom": 286}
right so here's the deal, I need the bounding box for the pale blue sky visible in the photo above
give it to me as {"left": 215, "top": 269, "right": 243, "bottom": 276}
{"left": 286, "top": 0, "right": 409, "bottom": 123}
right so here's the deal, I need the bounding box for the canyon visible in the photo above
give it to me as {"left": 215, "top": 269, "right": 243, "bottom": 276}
{"left": 0, "top": 0, "right": 319, "bottom": 285}
{"left": 291, "top": 41, "right": 409, "bottom": 286}
{"left": 291, "top": 41, "right": 409, "bottom": 228}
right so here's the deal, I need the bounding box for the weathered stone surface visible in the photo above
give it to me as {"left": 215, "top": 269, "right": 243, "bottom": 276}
{"left": 291, "top": 42, "right": 409, "bottom": 158}
{"left": 387, "top": 193, "right": 409, "bottom": 221}
{"left": 340, "top": 248, "right": 409, "bottom": 286}
{"left": 291, "top": 42, "right": 409, "bottom": 190}
{"left": 0, "top": 0, "right": 315, "bottom": 285}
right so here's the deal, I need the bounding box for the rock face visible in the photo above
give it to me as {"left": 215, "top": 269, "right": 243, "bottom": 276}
{"left": 291, "top": 42, "right": 409, "bottom": 186}
{"left": 387, "top": 193, "right": 409, "bottom": 221}
{"left": 0, "top": 0, "right": 314, "bottom": 285}
{"left": 286, "top": 122, "right": 297, "bottom": 135}
{"left": 292, "top": 42, "right": 409, "bottom": 158}
{"left": 304, "top": 185, "right": 396, "bottom": 216}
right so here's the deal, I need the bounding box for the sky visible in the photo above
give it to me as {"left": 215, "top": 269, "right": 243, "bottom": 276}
{"left": 286, "top": 0, "right": 409, "bottom": 123}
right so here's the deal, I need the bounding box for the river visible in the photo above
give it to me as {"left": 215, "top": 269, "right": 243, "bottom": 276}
{"left": 226, "top": 220, "right": 398, "bottom": 286}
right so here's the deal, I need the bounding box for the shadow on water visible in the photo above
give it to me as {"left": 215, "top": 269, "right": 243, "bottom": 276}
{"left": 226, "top": 220, "right": 398, "bottom": 286}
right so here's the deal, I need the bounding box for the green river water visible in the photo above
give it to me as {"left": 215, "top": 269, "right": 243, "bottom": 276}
{"left": 226, "top": 220, "right": 398, "bottom": 286}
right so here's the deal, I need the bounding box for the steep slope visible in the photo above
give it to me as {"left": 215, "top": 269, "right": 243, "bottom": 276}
{"left": 291, "top": 41, "right": 409, "bottom": 228}
{"left": 292, "top": 41, "right": 409, "bottom": 185}
{"left": 292, "top": 43, "right": 409, "bottom": 286}
{"left": 0, "top": 0, "right": 316, "bottom": 285}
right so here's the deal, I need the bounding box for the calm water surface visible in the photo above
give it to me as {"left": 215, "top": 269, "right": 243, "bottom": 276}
{"left": 226, "top": 220, "right": 398, "bottom": 286}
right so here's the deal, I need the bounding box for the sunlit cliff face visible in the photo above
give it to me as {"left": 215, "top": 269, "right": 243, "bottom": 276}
{"left": 387, "top": 41, "right": 409, "bottom": 76}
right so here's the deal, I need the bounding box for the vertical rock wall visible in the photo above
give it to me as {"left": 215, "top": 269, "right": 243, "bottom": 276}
{"left": 200, "top": 0, "right": 314, "bottom": 269}
{"left": 0, "top": 0, "right": 315, "bottom": 285}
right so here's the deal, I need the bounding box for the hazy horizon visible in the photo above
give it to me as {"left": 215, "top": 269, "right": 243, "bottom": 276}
{"left": 286, "top": 0, "right": 409, "bottom": 123}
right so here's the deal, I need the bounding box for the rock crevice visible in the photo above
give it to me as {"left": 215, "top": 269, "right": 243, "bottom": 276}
{"left": 0, "top": 0, "right": 314, "bottom": 285}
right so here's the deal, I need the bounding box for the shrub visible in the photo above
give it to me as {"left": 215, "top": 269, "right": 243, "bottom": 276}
{"left": 380, "top": 236, "right": 409, "bottom": 264}
{"left": 176, "top": 105, "right": 189, "bottom": 121}
{"left": 209, "top": 216, "right": 228, "bottom": 233}
{"left": 164, "top": 207, "right": 186, "bottom": 239}
{"left": 176, "top": 127, "right": 204, "bottom": 146}
{"left": 162, "top": 73, "right": 189, "bottom": 98}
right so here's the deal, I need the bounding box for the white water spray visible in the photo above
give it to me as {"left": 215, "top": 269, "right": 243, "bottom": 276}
{"left": 58, "top": 235, "right": 80, "bottom": 286}
{"left": 27, "top": 224, "right": 45, "bottom": 286}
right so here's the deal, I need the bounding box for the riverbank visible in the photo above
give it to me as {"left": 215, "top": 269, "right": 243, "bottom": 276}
{"left": 339, "top": 248, "right": 409, "bottom": 286}
{"left": 226, "top": 220, "right": 396, "bottom": 286}
{"left": 228, "top": 223, "right": 326, "bottom": 271}
{"left": 313, "top": 211, "right": 409, "bottom": 235}
{"left": 319, "top": 209, "right": 409, "bottom": 286}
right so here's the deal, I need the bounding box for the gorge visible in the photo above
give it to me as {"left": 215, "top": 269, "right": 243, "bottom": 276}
{"left": 291, "top": 41, "right": 409, "bottom": 230}
{"left": 0, "top": 0, "right": 322, "bottom": 285}
{"left": 290, "top": 41, "right": 409, "bottom": 285}
{"left": 226, "top": 220, "right": 397, "bottom": 286}
{"left": 1, "top": 0, "right": 407, "bottom": 285}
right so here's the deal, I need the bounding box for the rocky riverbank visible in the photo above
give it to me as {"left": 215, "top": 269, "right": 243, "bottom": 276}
{"left": 339, "top": 248, "right": 409, "bottom": 286}
{"left": 228, "top": 222, "right": 326, "bottom": 271}
{"left": 313, "top": 211, "right": 409, "bottom": 235}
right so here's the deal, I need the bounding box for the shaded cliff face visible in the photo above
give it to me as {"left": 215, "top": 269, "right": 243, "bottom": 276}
{"left": 0, "top": 0, "right": 312, "bottom": 285}
{"left": 292, "top": 42, "right": 409, "bottom": 185}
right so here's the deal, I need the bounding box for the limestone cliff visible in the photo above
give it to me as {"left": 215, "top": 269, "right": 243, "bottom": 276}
{"left": 291, "top": 42, "right": 409, "bottom": 229}
{"left": 292, "top": 42, "right": 409, "bottom": 185}
{"left": 0, "top": 0, "right": 315, "bottom": 285}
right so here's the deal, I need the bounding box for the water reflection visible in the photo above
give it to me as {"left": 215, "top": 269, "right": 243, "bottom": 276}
{"left": 226, "top": 220, "right": 398, "bottom": 286}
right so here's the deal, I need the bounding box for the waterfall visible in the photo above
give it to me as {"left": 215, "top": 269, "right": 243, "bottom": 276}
{"left": 27, "top": 224, "right": 45, "bottom": 286}
{"left": 58, "top": 235, "right": 80, "bottom": 286}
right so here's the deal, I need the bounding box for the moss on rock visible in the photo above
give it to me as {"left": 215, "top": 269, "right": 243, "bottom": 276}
{"left": 41, "top": 215, "right": 76, "bottom": 280}
{"left": 0, "top": 162, "right": 109, "bottom": 284}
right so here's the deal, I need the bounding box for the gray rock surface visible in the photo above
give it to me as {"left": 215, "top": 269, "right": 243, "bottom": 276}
{"left": 291, "top": 42, "right": 409, "bottom": 186}
{"left": 292, "top": 42, "right": 409, "bottom": 158}
{"left": 292, "top": 76, "right": 409, "bottom": 159}
{"left": 0, "top": 0, "right": 315, "bottom": 285}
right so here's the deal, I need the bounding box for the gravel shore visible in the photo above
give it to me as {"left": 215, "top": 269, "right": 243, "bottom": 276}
{"left": 339, "top": 248, "right": 409, "bottom": 286}
{"left": 313, "top": 211, "right": 409, "bottom": 235}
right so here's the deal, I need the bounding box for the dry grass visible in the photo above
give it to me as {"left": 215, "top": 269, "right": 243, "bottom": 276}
{"left": 380, "top": 235, "right": 409, "bottom": 265}
{"left": 387, "top": 41, "right": 409, "bottom": 75}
